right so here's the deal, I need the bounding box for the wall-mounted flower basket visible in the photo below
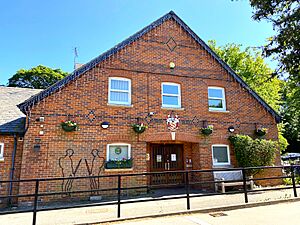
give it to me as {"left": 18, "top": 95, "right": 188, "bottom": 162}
{"left": 132, "top": 123, "right": 147, "bottom": 134}
{"left": 105, "top": 158, "right": 133, "bottom": 169}
{"left": 61, "top": 120, "right": 78, "bottom": 132}
{"left": 255, "top": 128, "right": 268, "bottom": 137}
{"left": 201, "top": 125, "right": 213, "bottom": 135}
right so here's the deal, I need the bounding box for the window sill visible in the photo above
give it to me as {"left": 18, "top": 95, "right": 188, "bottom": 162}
{"left": 209, "top": 110, "right": 230, "bottom": 113}
{"left": 104, "top": 168, "right": 133, "bottom": 172}
{"left": 0, "top": 158, "right": 4, "bottom": 162}
{"left": 212, "top": 164, "right": 232, "bottom": 168}
{"left": 161, "top": 107, "right": 185, "bottom": 111}
{"left": 107, "top": 103, "right": 133, "bottom": 108}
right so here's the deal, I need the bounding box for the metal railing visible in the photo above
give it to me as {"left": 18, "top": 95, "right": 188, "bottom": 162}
{"left": 0, "top": 165, "right": 299, "bottom": 225}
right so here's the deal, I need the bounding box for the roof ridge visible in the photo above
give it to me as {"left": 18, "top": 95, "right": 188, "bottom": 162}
{"left": 17, "top": 11, "right": 280, "bottom": 123}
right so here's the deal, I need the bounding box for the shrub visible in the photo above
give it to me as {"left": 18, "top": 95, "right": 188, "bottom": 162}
{"left": 229, "top": 135, "right": 278, "bottom": 176}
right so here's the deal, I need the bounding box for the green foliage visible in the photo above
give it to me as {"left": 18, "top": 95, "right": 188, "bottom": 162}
{"left": 249, "top": 0, "right": 300, "bottom": 80}
{"left": 208, "top": 40, "right": 282, "bottom": 111}
{"left": 278, "top": 124, "right": 289, "bottom": 153}
{"left": 8, "top": 65, "right": 68, "bottom": 89}
{"left": 283, "top": 176, "right": 300, "bottom": 186}
{"left": 229, "top": 135, "right": 277, "bottom": 176}
{"left": 281, "top": 80, "right": 300, "bottom": 151}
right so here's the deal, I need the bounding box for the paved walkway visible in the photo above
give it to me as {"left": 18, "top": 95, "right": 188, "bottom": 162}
{"left": 102, "top": 201, "right": 300, "bottom": 225}
{"left": 0, "top": 188, "right": 297, "bottom": 225}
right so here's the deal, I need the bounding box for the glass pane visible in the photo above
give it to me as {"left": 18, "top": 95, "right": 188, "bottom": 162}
{"left": 110, "top": 91, "right": 129, "bottom": 103}
{"left": 163, "top": 95, "right": 179, "bottom": 106}
{"left": 111, "top": 79, "right": 129, "bottom": 90}
{"left": 209, "top": 99, "right": 223, "bottom": 108}
{"left": 163, "top": 84, "right": 179, "bottom": 94}
{"left": 213, "top": 147, "right": 229, "bottom": 163}
{"left": 109, "top": 145, "right": 129, "bottom": 160}
{"left": 208, "top": 88, "right": 223, "bottom": 98}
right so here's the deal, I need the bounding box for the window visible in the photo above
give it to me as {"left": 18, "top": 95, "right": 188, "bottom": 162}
{"left": 161, "top": 82, "right": 181, "bottom": 108}
{"left": 107, "top": 143, "right": 131, "bottom": 161}
{"left": 212, "top": 145, "right": 230, "bottom": 166}
{"left": 208, "top": 87, "right": 226, "bottom": 111}
{"left": 108, "top": 77, "right": 131, "bottom": 105}
{"left": 0, "top": 143, "right": 4, "bottom": 160}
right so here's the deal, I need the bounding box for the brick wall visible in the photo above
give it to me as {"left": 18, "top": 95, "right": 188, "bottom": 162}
{"left": 0, "top": 134, "right": 23, "bottom": 206}
{"left": 16, "top": 18, "right": 279, "bottom": 203}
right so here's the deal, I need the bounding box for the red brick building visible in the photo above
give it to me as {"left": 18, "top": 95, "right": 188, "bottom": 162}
{"left": 1, "top": 11, "right": 281, "bottom": 206}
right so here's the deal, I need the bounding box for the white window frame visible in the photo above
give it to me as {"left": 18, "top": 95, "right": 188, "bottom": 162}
{"left": 212, "top": 144, "right": 231, "bottom": 166}
{"left": 108, "top": 77, "right": 131, "bottom": 105}
{"left": 208, "top": 87, "right": 226, "bottom": 111}
{"left": 0, "top": 143, "right": 4, "bottom": 160}
{"left": 161, "top": 82, "right": 181, "bottom": 108}
{"left": 106, "top": 143, "right": 131, "bottom": 161}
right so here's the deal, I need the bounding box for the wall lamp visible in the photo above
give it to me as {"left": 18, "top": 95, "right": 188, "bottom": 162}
{"left": 101, "top": 121, "right": 110, "bottom": 129}
{"left": 228, "top": 126, "right": 235, "bottom": 133}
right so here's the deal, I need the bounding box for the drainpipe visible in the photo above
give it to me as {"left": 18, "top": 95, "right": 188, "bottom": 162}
{"left": 8, "top": 133, "right": 18, "bottom": 206}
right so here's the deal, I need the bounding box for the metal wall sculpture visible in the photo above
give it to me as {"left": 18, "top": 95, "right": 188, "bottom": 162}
{"left": 58, "top": 149, "right": 82, "bottom": 196}
{"left": 84, "top": 149, "right": 105, "bottom": 195}
{"left": 58, "top": 148, "right": 105, "bottom": 197}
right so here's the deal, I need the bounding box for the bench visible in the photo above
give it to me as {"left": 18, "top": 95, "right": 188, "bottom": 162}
{"left": 213, "top": 170, "right": 254, "bottom": 193}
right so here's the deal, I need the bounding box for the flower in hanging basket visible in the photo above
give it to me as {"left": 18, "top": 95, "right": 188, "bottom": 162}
{"left": 132, "top": 123, "right": 148, "bottom": 134}
{"left": 201, "top": 125, "right": 213, "bottom": 135}
{"left": 61, "top": 120, "right": 78, "bottom": 132}
{"left": 255, "top": 128, "right": 268, "bottom": 136}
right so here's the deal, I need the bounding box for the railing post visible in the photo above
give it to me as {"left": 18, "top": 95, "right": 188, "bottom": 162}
{"left": 242, "top": 168, "right": 248, "bottom": 203}
{"left": 185, "top": 171, "right": 190, "bottom": 210}
{"left": 291, "top": 164, "right": 297, "bottom": 197}
{"left": 32, "top": 179, "right": 39, "bottom": 225}
{"left": 117, "top": 175, "right": 121, "bottom": 218}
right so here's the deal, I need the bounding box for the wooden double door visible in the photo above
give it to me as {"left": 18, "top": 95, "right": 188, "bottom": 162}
{"left": 150, "top": 144, "right": 184, "bottom": 185}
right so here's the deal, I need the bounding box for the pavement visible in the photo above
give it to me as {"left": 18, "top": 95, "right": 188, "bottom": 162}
{"left": 101, "top": 201, "right": 300, "bottom": 225}
{"left": 0, "top": 188, "right": 298, "bottom": 225}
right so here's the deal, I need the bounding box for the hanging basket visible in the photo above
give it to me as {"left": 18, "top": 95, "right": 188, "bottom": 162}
{"left": 133, "top": 126, "right": 146, "bottom": 134}
{"left": 61, "top": 121, "right": 78, "bottom": 132}
{"left": 201, "top": 128, "right": 213, "bottom": 135}
{"left": 255, "top": 128, "right": 267, "bottom": 137}
{"left": 200, "top": 125, "right": 213, "bottom": 136}
{"left": 61, "top": 124, "right": 77, "bottom": 132}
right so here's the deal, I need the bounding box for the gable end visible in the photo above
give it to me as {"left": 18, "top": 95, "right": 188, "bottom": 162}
{"left": 17, "top": 11, "right": 280, "bottom": 123}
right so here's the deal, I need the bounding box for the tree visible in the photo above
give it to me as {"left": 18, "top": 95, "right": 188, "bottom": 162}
{"left": 281, "top": 80, "right": 300, "bottom": 152}
{"left": 247, "top": 0, "right": 300, "bottom": 152}
{"left": 208, "top": 40, "right": 282, "bottom": 111}
{"left": 8, "top": 65, "right": 68, "bottom": 89}
{"left": 208, "top": 40, "right": 288, "bottom": 152}
{"left": 249, "top": 0, "right": 300, "bottom": 80}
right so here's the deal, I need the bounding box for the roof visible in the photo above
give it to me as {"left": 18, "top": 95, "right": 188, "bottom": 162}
{"left": 0, "top": 86, "right": 42, "bottom": 134}
{"left": 17, "top": 11, "right": 281, "bottom": 123}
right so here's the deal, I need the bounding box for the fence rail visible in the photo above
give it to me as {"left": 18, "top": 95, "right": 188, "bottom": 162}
{"left": 0, "top": 165, "right": 298, "bottom": 225}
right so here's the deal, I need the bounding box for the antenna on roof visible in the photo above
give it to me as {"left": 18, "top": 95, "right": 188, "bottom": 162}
{"left": 73, "top": 47, "right": 78, "bottom": 70}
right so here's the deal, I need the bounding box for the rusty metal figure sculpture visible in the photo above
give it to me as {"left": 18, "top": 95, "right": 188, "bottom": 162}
{"left": 58, "top": 149, "right": 82, "bottom": 196}
{"left": 84, "top": 149, "right": 105, "bottom": 195}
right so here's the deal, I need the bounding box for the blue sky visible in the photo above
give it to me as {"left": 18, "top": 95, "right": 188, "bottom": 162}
{"left": 0, "top": 0, "right": 275, "bottom": 85}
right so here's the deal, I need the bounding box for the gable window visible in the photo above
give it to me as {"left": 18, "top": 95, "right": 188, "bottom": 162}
{"left": 0, "top": 143, "right": 4, "bottom": 160}
{"left": 106, "top": 143, "right": 132, "bottom": 169}
{"left": 162, "top": 82, "right": 181, "bottom": 108}
{"left": 108, "top": 77, "right": 131, "bottom": 105}
{"left": 212, "top": 145, "right": 230, "bottom": 166}
{"left": 208, "top": 87, "right": 226, "bottom": 111}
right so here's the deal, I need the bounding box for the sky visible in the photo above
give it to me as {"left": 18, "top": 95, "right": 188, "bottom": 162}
{"left": 0, "top": 0, "right": 276, "bottom": 85}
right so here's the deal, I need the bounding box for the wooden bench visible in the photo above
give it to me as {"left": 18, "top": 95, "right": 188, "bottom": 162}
{"left": 213, "top": 170, "right": 254, "bottom": 193}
